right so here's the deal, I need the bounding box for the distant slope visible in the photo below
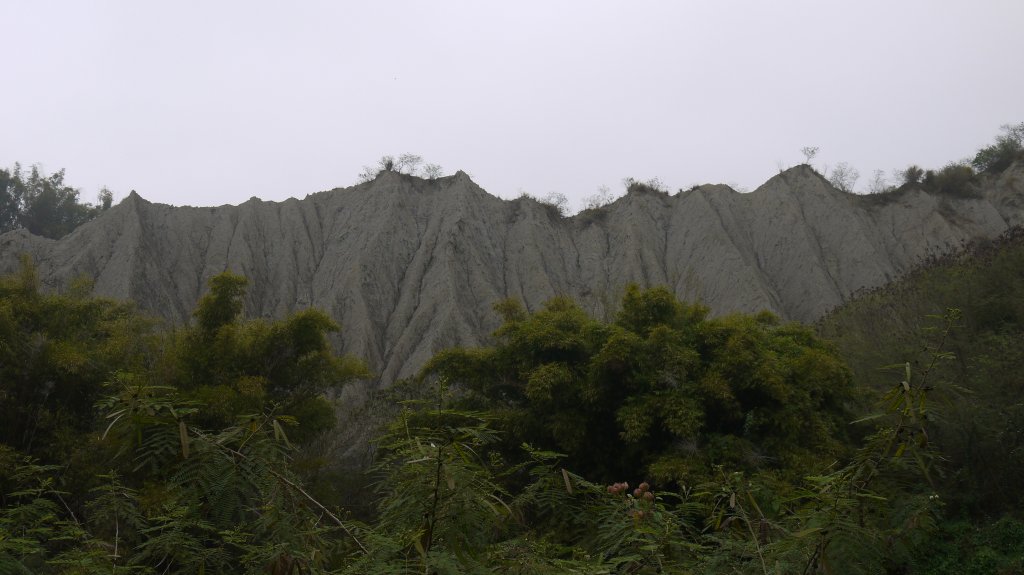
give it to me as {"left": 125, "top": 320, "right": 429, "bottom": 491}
{"left": 817, "top": 225, "right": 1024, "bottom": 388}
{"left": 816, "top": 227, "right": 1024, "bottom": 515}
{"left": 2, "top": 163, "right": 1023, "bottom": 383}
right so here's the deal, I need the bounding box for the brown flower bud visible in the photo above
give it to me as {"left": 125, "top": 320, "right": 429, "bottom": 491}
{"left": 639, "top": 482, "right": 650, "bottom": 492}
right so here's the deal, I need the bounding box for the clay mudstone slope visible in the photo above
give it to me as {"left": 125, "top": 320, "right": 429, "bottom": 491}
{"left": 3, "top": 164, "right": 1023, "bottom": 384}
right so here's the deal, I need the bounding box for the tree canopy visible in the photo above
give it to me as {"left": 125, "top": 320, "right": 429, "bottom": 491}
{"left": 1, "top": 267, "right": 1020, "bottom": 573}
{"left": 424, "top": 285, "right": 854, "bottom": 485}
{"left": 0, "top": 164, "right": 112, "bottom": 239}
{"left": 0, "top": 264, "right": 370, "bottom": 573}
{"left": 971, "top": 122, "right": 1024, "bottom": 174}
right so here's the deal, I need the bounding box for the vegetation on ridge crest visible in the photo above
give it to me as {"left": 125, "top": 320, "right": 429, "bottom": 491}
{"left": 1, "top": 124, "right": 1023, "bottom": 572}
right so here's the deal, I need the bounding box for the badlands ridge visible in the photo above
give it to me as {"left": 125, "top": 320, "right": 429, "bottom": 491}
{"left": 2, "top": 164, "right": 1022, "bottom": 384}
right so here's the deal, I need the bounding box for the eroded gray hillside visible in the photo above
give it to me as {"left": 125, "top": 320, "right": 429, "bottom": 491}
{"left": 3, "top": 164, "right": 1023, "bottom": 383}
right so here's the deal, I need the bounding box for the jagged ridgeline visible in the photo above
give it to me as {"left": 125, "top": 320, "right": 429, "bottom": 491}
{"left": 2, "top": 161, "right": 1024, "bottom": 384}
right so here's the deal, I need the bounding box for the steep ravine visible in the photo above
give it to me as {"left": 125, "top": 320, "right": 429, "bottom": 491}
{"left": 2, "top": 164, "right": 1023, "bottom": 384}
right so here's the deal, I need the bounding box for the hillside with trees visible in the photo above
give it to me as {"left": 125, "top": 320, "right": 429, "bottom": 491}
{"left": 3, "top": 255, "right": 1021, "bottom": 572}
{"left": 2, "top": 127, "right": 1024, "bottom": 572}
{"left": 4, "top": 138, "right": 1023, "bottom": 384}
{"left": 816, "top": 227, "right": 1024, "bottom": 572}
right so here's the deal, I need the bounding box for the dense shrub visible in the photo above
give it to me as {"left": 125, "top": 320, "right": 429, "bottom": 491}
{"left": 623, "top": 177, "right": 668, "bottom": 195}
{"left": 923, "top": 161, "right": 979, "bottom": 198}
{"left": 424, "top": 285, "right": 855, "bottom": 485}
{"left": 972, "top": 122, "right": 1024, "bottom": 174}
{"left": 818, "top": 228, "right": 1024, "bottom": 517}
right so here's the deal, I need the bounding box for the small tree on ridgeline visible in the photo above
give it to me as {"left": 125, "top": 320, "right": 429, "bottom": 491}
{"left": 900, "top": 164, "right": 925, "bottom": 186}
{"left": 540, "top": 191, "right": 569, "bottom": 216}
{"left": 801, "top": 146, "right": 819, "bottom": 165}
{"left": 829, "top": 162, "right": 860, "bottom": 193}
{"left": 357, "top": 154, "right": 445, "bottom": 183}
{"left": 867, "top": 169, "right": 890, "bottom": 194}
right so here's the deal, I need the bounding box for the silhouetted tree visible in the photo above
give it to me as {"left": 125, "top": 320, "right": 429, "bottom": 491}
{"left": 867, "top": 169, "right": 890, "bottom": 194}
{"left": 829, "top": 162, "right": 860, "bottom": 193}
{"left": 421, "top": 163, "right": 444, "bottom": 179}
{"left": 900, "top": 165, "right": 925, "bottom": 186}
{"left": 540, "top": 191, "right": 568, "bottom": 216}
{"left": 801, "top": 146, "right": 819, "bottom": 164}
{"left": 583, "top": 184, "right": 616, "bottom": 210}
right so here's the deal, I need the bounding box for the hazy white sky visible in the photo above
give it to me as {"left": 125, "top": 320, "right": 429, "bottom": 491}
{"left": 2, "top": 1, "right": 1022, "bottom": 209}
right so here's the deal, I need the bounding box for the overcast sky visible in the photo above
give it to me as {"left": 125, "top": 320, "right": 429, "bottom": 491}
{"left": 2, "top": 1, "right": 1022, "bottom": 210}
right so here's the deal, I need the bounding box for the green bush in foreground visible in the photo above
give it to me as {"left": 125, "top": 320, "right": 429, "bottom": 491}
{"left": 425, "top": 285, "right": 855, "bottom": 486}
{"left": 0, "top": 265, "right": 993, "bottom": 573}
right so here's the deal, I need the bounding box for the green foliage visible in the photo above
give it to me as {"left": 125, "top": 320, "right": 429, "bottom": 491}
{"left": 3, "top": 245, "right": 1018, "bottom": 571}
{"left": 0, "top": 257, "right": 157, "bottom": 463}
{"left": 192, "top": 272, "right": 248, "bottom": 336}
{"left": 88, "top": 376, "right": 354, "bottom": 574}
{"left": 0, "top": 264, "right": 370, "bottom": 573}
{"left": 343, "top": 383, "right": 703, "bottom": 574}
{"left": 902, "top": 164, "right": 925, "bottom": 185}
{"left": 971, "top": 122, "right": 1024, "bottom": 174}
{"left": 342, "top": 383, "right": 511, "bottom": 573}
{"left": 348, "top": 339, "right": 945, "bottom": 574}
{"left": 175, "top": 271, "right": 369, "bottom": 437}
{"left": 425, "top": 285, "right": 854, "bottom": 487}
{"left": 856, "top": 124, "right": 1020, "bottom": 207}
{"left": 818, "top": 228, "right": 1024, "bottom": 517}
{"left": 0, "top": 168, "right": 21, "bottom": 233}
{"left": 681, "top": 312, "right": 957, "bottom": 573}
{"left": 922, "top": 160, "right": 979, "bottom": 198}
{"left": 913, "top": 517, "right": 1024, "bottom": 574}
{"left": 0, "top": 163, "right": 112, "bottom": 238}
